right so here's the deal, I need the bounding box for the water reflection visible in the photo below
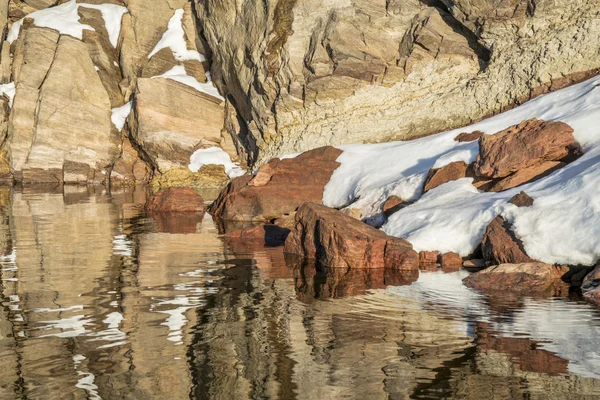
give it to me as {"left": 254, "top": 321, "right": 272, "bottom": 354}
{"left": 0, "top": 187, "right": 598, "bottom": 399}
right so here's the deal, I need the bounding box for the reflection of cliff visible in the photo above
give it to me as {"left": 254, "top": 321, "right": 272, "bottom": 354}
{"left": 0, "top": 187, "right": 227, "bottom": 399}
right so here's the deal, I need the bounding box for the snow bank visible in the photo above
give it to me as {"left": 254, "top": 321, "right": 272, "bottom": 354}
{"left": 148, "top": 9, "right": 205, "bottom": 62}
{"left": 0, "top": 82, "right": 15, "bottom": 107}
{"left": 188, "top": 147, "right": 246, "bottom": 178}
{"left": 154, "top": 66, "right": 224, "bottom": 101}
{"left": 111, "top": 101, "right": 132, "bottom": 131}
{"left": 7, "top": 0, "right": 127, "bottom": 47}
{"left": 323, "top": 76, "right": 600, "bottom": 265}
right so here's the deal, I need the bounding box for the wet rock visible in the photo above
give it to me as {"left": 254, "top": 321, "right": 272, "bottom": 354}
{"left": 475, "top": 119, "right": 575, "bottom": 179}
{"left": 481, "top": 216, "right": 535, "bottom": 265}
{"left": 441, "top": 252, "right": 463, "bottom": 271}
{"left": 454, "top": 130, "right": 484, "bottom": 142}
{"left": 581, "top": 265, "right": 600, "bottom": 304}
{"left": 508, "top": 191, "right": 535, "bottom": 207}
{"left": 145, "top": 187, "right": 206, "bottom": 213}
{"left": 487, "top": 161, "right": 565, "bottom": 192}
{"left": 209, "top": 146, "right": 343, "bottom": 222}
{"left": 424, "top": 161, "right": 469, "bottom": 193}
{"left": 225, "top": 224, "right": 290, "bottom": 247}
{"left": 419, "top": 250, "right": 440, "bottom": 264}
{"left": 463, "top": 263, "right": 570, "bottom": 295}
{"left": 284, "top": 203, "right": 418, "bottom": 270}
{"left": 382, "top": 195, "right": 403, "bottom": 217}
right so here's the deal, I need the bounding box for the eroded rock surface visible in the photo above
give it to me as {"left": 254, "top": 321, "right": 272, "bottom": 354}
{"left": 284, "top": 203, "right": 418, "bottom": 270}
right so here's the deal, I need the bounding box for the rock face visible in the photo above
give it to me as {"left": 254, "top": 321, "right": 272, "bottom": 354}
{"left": 475, "top": 119, "right": 575, "bottom": 179}
{"left": 463, "top": 263, "right": 570, "bottom": 295}
{"left": 284, "top": 203, "right": 418, "bottom": 270}
{"left": 209, "top": 146, "right": 342, "bottom": 221}
{"left": 508, "top": 191, "right": 535, "bottom": 207}
{"left": 424, "top": 161, "right": 469, "bottom": 192}
{"left": 145, "top": 187, "right": 206, "bottom": 212}
{"left": 196, "top": 0, "right": 600, "bottom": 165}
{"left": 481, "top": 216, "right": 534, "bottom": 265}
{"left": 581, "top": 265, "right": 600, "bottom": 304}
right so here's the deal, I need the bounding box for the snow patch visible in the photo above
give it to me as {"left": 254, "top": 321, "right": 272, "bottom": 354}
{"left": 154, "top": 65, "right": 224, "bottom": 101}
{"left": 111, "top": 101, "right": 132, "bottom": 131}
{"left": 148, "top": 9, "right": 205, "bottom": 62}
{"left": 189, "top": 147, "right": 246, "bottom": 178}
{"left": 0, "top": 82, "right": 15, "bottom": 107}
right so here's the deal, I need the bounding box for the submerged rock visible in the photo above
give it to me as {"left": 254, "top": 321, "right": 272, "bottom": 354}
{"left": 209, "top": 146, "right": 342, "bottom": 221}
{"left": 284, "top": 203, "right": 418, "bottom": 270}
{"left": 475, "top": 119, "right": 575, "bottom": 179}
{"left": 463, "top": 263, "right": 570, "bottom": 295}
{"left": 145, "top": 187, "right": 205, "bottom": 212}
{"left": 481, "top": 216, "right": 535, "bottom": 265}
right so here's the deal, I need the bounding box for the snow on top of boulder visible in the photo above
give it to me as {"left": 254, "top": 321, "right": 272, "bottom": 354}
{"left": 189, "top": 147, "right": 246, "bottom": 178}
{"left": 7, "top": 0, "right": 128, "bottom": 47}
{"left": 322, "top": 76, "right": 600, "bottom": 265}
{"left": 0, "top": 82, "right": 16, "bottom": 107}
{"left": 111, "top": 101, "right": 132, "bottom": 131}
{"left": 148, "top": 9, "right": 206, "bottom": 62}
{"left": 154, "top": 66, "right": 224, "bottom": 101}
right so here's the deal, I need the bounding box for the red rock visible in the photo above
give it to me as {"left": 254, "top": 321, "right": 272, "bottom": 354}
{"left": 382, "top": 195, "right": 403, "bottom": 216}
{"left": 145, "top": 187, "right": 205, "bottom": 212}
{"left": 463, "top": 263, "right": 570, "bottom": 295}
{"left": 487, "top": 161, "right": 564, "bottom": 192}
{"left": 423, "top": 161, "right": 468, "bottom": 193}
{"left": 284, "top": 203, "right": 418, "bottom": 270}
{"left": 455, "top": 130, "right": 484, "bottom": 142}
{"left": 463, "top": 259, "right": 486, "bottom": 269}
{"left": 508, "top": 191, "right": 534, "bottom": 207}
{"left": 209, "top": 146, "right": 342, "bottom": 221}
{"left": 225, "top": 224, "right": 290, "bottom": 246}
{"left": 273, "top": 212, "right": 296, "bottom": 229}
{"left": 481, "top": 216, "right": 534, "bottom": 265}
{"left": 441, "top": 252, "right": 463, "bottom": 270}
{"left": 475, "top": 119, "right": 575, "bottom": 179}
{"left": 419, "top": 250, "right": 440, "bottom": 264}
{"left": 582, "top": 265, "right": 600, "bottom": 304}
{"left": 340, "top": 207, "right": 361, "bottom": 219}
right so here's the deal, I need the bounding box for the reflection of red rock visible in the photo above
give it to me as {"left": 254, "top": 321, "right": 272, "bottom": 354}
{"left": 474, "top": 322, "right": 569, "bottom": 376}
{"left": 225, "top": 224, "right": 290, "bottom": 247}
{"left": 288, "top": 254, "right": 418, "bottom": 302}
{"left": 463, "top": 263, "right": 569, "bottom": 295}
{"left": 225, "top": 239, "right": 294, "bottom": 280}
{"left": 149, "top": 212, "right": 205, "bottom": 234}
{"left": 284, "top": 203, "right": 418, "bottom": 270}
{"left": 209, "top": 146, "right": 342, "bottom": 221}
{"left": 145, "top": 187, "right": 206, "bottom": 212}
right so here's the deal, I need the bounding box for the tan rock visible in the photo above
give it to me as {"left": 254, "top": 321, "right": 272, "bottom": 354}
{"left": 132, "top": 78, "right": 224, "bottom": 171}
{"left": 481, "top": 216, "right": 535, "bottom": 265}
{"left": 111, "top": 136, "right": 153, "bottom": 186}
{"left": 284, "top": 203, "right": 418, "bottom": 270}
{"left": 340, "top": 207, "right": 361, "bottom": 220}
{"left": 151, "top": 165, "right": 229, "bottom": 190}
{"left": 475, "top": 119, "right": 575, "bottom": 179}
{"left": 424, "top": 161, "right": 469, "bottom": 193}
{"left": 463, "top": 263, "right": 570, "bottom": 295}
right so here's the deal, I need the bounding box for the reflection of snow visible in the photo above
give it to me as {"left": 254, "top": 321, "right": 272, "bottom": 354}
{"left": 38, "top": 315, "right": 93, "bottom": 338}
{"left": 87, "top": 312, "right": 127, "bottom": 349}
{"left": 155, "top": 296, "right": 201, "bottom": 345}
{"left": 73, "top": 355, "right": 101, "bottom": 400}
{"left": 112, "top": 234, "right": 133, "bottom": 257}
{"left": 388, "top": 271, "right": 600, "bottom": 379}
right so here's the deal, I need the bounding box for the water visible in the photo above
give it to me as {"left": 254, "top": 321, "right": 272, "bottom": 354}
{"left": 0, "top": 187, "right": 599, "bottom": 399}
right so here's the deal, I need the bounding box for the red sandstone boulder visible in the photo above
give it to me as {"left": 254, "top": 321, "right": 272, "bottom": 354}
{"left": 284, "top": 203, "right": 418, "bottom": 270}
{"left": 475, "top": 119, "right": 575, "bottom": 179}
{"left": 481, "top": 216, "right": 534, "bottom": 265}
{"left": 441, "top": 252, "right": 462, "bottom": 267}
{"left": 382, "top": 195, "right": 403, "bottom": 216}
{"left": 455, "top": 130, "right": 484, "bottom": 142}
{"left": 419, "top": 250, "right": 440, "bottom": 264}
{"left": 487, "top": 161, "right": 564, "bottom": 192}
{"left": 209, "top": 146, "right": 342, "bottom": 221}
{"left": 463, "top": 259, "right": 486, "bottom": 270}
{"left": 582, "top": 265, "right": 600, "bottom": 304}
{"left": 145, "top": 187, "right": 206, "bottom": 212}
{"left": 508, "top": 191, "right": 534, "bottom": 207}
{"left": 463, "top": 263, "right": 569, "bottom": 295}
{"left": 225, "top": 224, "right": 290, "bottom": 247}
{"left": 423, "top": 161, "right": 469, "bottom": 193}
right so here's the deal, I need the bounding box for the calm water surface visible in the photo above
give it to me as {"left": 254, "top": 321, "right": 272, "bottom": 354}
{"left": 0, "top": 187, "right": 599, "bottom": 399}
